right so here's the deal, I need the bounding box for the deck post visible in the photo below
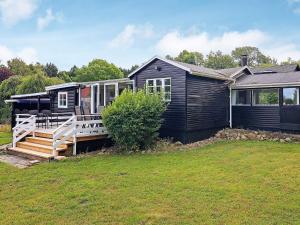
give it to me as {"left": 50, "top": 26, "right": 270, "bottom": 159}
{"left": 73, "top": 116, "right": 77, "bottom": 155}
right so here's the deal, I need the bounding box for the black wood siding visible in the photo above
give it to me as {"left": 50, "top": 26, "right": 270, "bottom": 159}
{"left": 50, "top": 87, "right": 77, "bottom": 113}
{"left": 186, "top": 74, "right": 229, "bottom": 131}
{"left": 131, "top": 58, "right": 187, "bottom": 135}
{"left": 232, "top": 106, "right": 281, "bottom": 130}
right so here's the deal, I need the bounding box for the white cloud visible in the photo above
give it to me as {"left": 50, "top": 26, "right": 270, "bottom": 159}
{"left": 109, "top": 24, "right": 154, "bottom": 48}
{"left": 156, "top": 29, "right": 300, "bottom": 62}
{"left": 0, "top": 45, "right": 38, "bottom": 64}
{"left": 37, "top": 8, "right": 62, "bottom": 30}
{"left": 156, "top": 29, "right": 269, "bottom": 56}
{"left": 0, "top": 0, "right": 37, "bottom": 27}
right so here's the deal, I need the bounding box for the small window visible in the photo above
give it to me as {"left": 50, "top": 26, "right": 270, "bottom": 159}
{"left": 232, "top": 90, "right": 251, "bottom": 105}
{"left": 58, "top": 92, "right": 68, "bottom": 108}
{"left": 253, "top": 88, "right": 279, "bottom": 106}
{"left": 283, "top": 88, "right": 299, "bottom": 105}
{"left": 146, "top": 78, "right": 171, "bottom": 102}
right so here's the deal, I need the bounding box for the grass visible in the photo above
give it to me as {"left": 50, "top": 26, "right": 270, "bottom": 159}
{"left": 0, "top": 141, "right": 299, "bottom": 225}
{"left": 0, "top": 131, "right": 11, "bottom": 145}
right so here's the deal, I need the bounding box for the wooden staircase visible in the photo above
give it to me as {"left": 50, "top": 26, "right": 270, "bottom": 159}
{"left": 8, "top": 132, "right": 73, "bottom": 161}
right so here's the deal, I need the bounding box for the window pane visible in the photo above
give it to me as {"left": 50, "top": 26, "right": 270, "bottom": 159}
{"left": 283, "top": 88, "right": 298, "bottom": 105}
{"left": 147, "top": 80, "right": 154, "bottom": 86}
{"left": 156, "top": 86, "right": 161, "bottom": 92}
{"left": 233, "top": 90, "right": 251, "bottom": 105}
{"left": 164, "top": 78, "right": 171, "bottom": 86}
{"left": 253, "top": 89, "right": 279, "bottom": 105}
{"left": 165, "top": 92, "right": 171, "bottom": 101}
{"left": 164, "top": 86, "right": 171, "bottom": 93}
{"left": 156, "top": 79, "right": 162, "bottom": 86}
{"left": 148, "top": 87, "right": 154, "bottom": 93}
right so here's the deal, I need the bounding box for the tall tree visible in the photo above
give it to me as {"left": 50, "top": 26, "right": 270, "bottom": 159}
{"left": 16, "top": 69, "right": 64, "bottom": 94}
{"left": 280, "top": 57, "right": 300, "bottom": 65}
{"left": 74, "top": 59, "right": 124, "bottom": 82}
{"left": 204, "top": 51, "right": 237, "bottom": 69}
{"left": 119, "top": 65, "right": 139, "bottom": 77}
{"left": 166, "top": 50, "right": 204, "bottom": 65}
{"left": 231, "top": 46, "right": 274, "bottom": 67}
{"left": 44, "top": 62, "right": 58, "bottom": 77}
{"left": 7, "top": 58, "right": 31, "bottom": 76}
{"left": 0, "top": 66, "right": 14, "bottom": 83}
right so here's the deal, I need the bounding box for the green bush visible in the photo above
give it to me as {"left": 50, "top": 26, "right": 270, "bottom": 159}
{"left": 102, "top": 89, "right": 166, "bottom": 151}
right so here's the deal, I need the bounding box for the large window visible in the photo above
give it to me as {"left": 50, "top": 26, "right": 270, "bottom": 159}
{"left": 58, "top": 92, "right": 68, "bottom": 108}
{"left": 253, "top": 88, "right": 279, "bottom": 106}
{"left": 232, "top": 90, "right": 251, "bottom": 105}
{"left": 283, "top": 88, "right": 299, "bottom": 105}
{"left": 146, "top": 78, "right": 171, "bottom": 102}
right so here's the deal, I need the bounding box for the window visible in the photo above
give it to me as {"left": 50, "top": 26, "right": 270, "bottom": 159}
{"left": 253, "top": 88, "right": 279, "bottom": 106}
{"left": 58, "top": 92, "right": 68, "bottom": 108}
{"left": 146, "top": 78, "right": 171, "bottom": 102}
{"left": 232, "top": 90, "right": 251, "bottom": 105}
{"left": 283, "top": 88, "right": 299, "bottom": 105}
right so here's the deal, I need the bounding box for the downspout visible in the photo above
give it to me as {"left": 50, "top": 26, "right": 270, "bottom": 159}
{"left": 229, "top": 85, "right": 232, "bottom": 128}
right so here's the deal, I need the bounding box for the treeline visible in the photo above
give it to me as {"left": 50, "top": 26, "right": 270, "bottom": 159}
{"left": 166, "top": 46, "right": 299, "bottom": 69}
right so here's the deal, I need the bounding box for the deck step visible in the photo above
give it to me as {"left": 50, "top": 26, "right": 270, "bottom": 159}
{"left": 34, "top": 131, "right": 53, "bottom": 139}
{"left": 7, "top": 147, "right": 54, "bottom": 161}
{"left": 17, "top": 142, "right": 66, "bottom": 154}
{"left": 26, "top": 137, "right": 72, "bottom": 148}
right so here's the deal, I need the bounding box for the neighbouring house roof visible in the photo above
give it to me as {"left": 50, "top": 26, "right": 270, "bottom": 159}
{"left": 10, "top": 92, "right": 48, "bottom": 99}
{"left": 128, "top": 56, "right": 249, "bottom": 81}
{"left": 252, "top": 64, "right": 300, "bottom": 74}
{"left": 232, "top": 71, "right": 300, "bottom": 89}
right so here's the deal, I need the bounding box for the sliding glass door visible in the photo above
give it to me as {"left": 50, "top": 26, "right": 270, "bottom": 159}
{"left": 104, "top": 83, "right": 118, "bottom": 106}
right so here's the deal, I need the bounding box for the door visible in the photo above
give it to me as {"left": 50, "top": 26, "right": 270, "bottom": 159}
{"left": 91, "top": 84, "right": 100, "bottom": 114}
{"left": 104, "top": 83, "right": 118, "bottom": 106}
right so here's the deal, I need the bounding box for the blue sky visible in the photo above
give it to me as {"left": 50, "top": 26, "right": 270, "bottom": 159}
{"left": 0, "top": 0, "right": 300, "bottom": 70}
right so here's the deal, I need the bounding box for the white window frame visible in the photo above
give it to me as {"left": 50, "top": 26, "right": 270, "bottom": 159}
{"left": 232, "top": 89, "right": 251, "bottom": 106}
{"left": 58, "top": 92, "right": 68, "bottom": 108}
{"left": 283, "top": 87, "right": 300, "bottom": 105}
{"left": 146, "top": 78, "right": 171, "bottom": 102}
{"left": 252, "top": 88, "right": 279, "bottom": 106}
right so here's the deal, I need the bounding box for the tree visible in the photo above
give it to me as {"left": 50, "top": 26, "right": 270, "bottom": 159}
{"left": 281, "top": 57, "right": 300, "bottom": 65}
{"left": 69, "top": 65, "right": 78, "bottom": 78}
{"left": 0, "top": 76, "right": 21, "bottom": 123}
{"left": 166, "top": 50, "right": 204, "bottom": 65}
{"left": 16, "top": 70, "right": 64, "bottom": 94}
{"left": 231, "top": 46, "right": 274, "bottom": 67}
{"left": 119, "top": 65, "right": 139, "bottom": 77}
{"left": 204, "top": 51, "right": 237, "bottom": 69}
{"left": 44, "top": 62, "right": 58, "bottom": 77}
{"left": 0, "top": 66, "right": 14, "bottom": 83}
{"left": 7, "top": 58, "right": 31, "bottom": 76}
{"left": 102, "top": 89, "right": 166, "bottom": 151}
{"left": 74, "top": 59, "right": 124, "bottom": 82}
{"left": 176, "top": 50, "right": 204, "bottom": 65}
{"left": 57, "top": 71, "right": 72, "bottom": 82}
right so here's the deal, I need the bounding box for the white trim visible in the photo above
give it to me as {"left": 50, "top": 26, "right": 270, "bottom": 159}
{"left": 229, "top": 87, "right": 232, "bottom": 128}
{"left": 230, "top": 66, "right": 253, "bottom": 78}
{"left": 128, "top": 56, "right": 191, "bottom": 78}
{"left": 46, "top": 82, "right": 78, "bottom": 91}
{"left": 58, "top": 92, "right": 68, "bottom": 108}
{"left": 11, "top": 92, "right": 47, "bottom": 99}
{"left": 146, "top": 77, "right": 172, "bottom": 102}
{"left": 233, "top": 82, "right": 300, "bottom": 89}
{"left": 252, "top": 88, "right": 279, "bottom": 106}
{"left": 104, "top": 82, "right": 118, "bottom": 106}
{"left": 282, "top": 87, "right": 300, "bottom": 105}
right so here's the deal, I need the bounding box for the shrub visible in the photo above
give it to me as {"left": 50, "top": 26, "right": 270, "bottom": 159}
{"left": 102, "top": 89, "right": 166, "bottom": 151}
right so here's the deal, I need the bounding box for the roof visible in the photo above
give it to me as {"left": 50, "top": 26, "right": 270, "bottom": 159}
{"left": 45, "top": 82, "right": 79, "bottom": 91}
{"left": 128, "top": 56, "right": 245, "bottom": 81}
{"left": 252, "top": 64, "right": 299, "bottom": 74}
{"left": 10, "top": 92, "right": 48, "bottom": 99}
{"left": 232, "top": 71, "right": 300, "bottom": 89}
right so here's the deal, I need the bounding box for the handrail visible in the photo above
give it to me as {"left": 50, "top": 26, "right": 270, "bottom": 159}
{"left": 52, "top": 115, "right": 77, "bottom": 156}
{"left": 12, "top": 115, "right": 36, "bottom": 148}
{"left": 13, "top": 115, "right": 35, "bottom": 131}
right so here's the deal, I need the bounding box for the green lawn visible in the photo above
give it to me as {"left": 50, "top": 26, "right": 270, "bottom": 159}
{"left": 0, "top": 132, "right": 11, "bottom": 145}
{"left": 0, "top": 141, "right": 299, "bottom": 225}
